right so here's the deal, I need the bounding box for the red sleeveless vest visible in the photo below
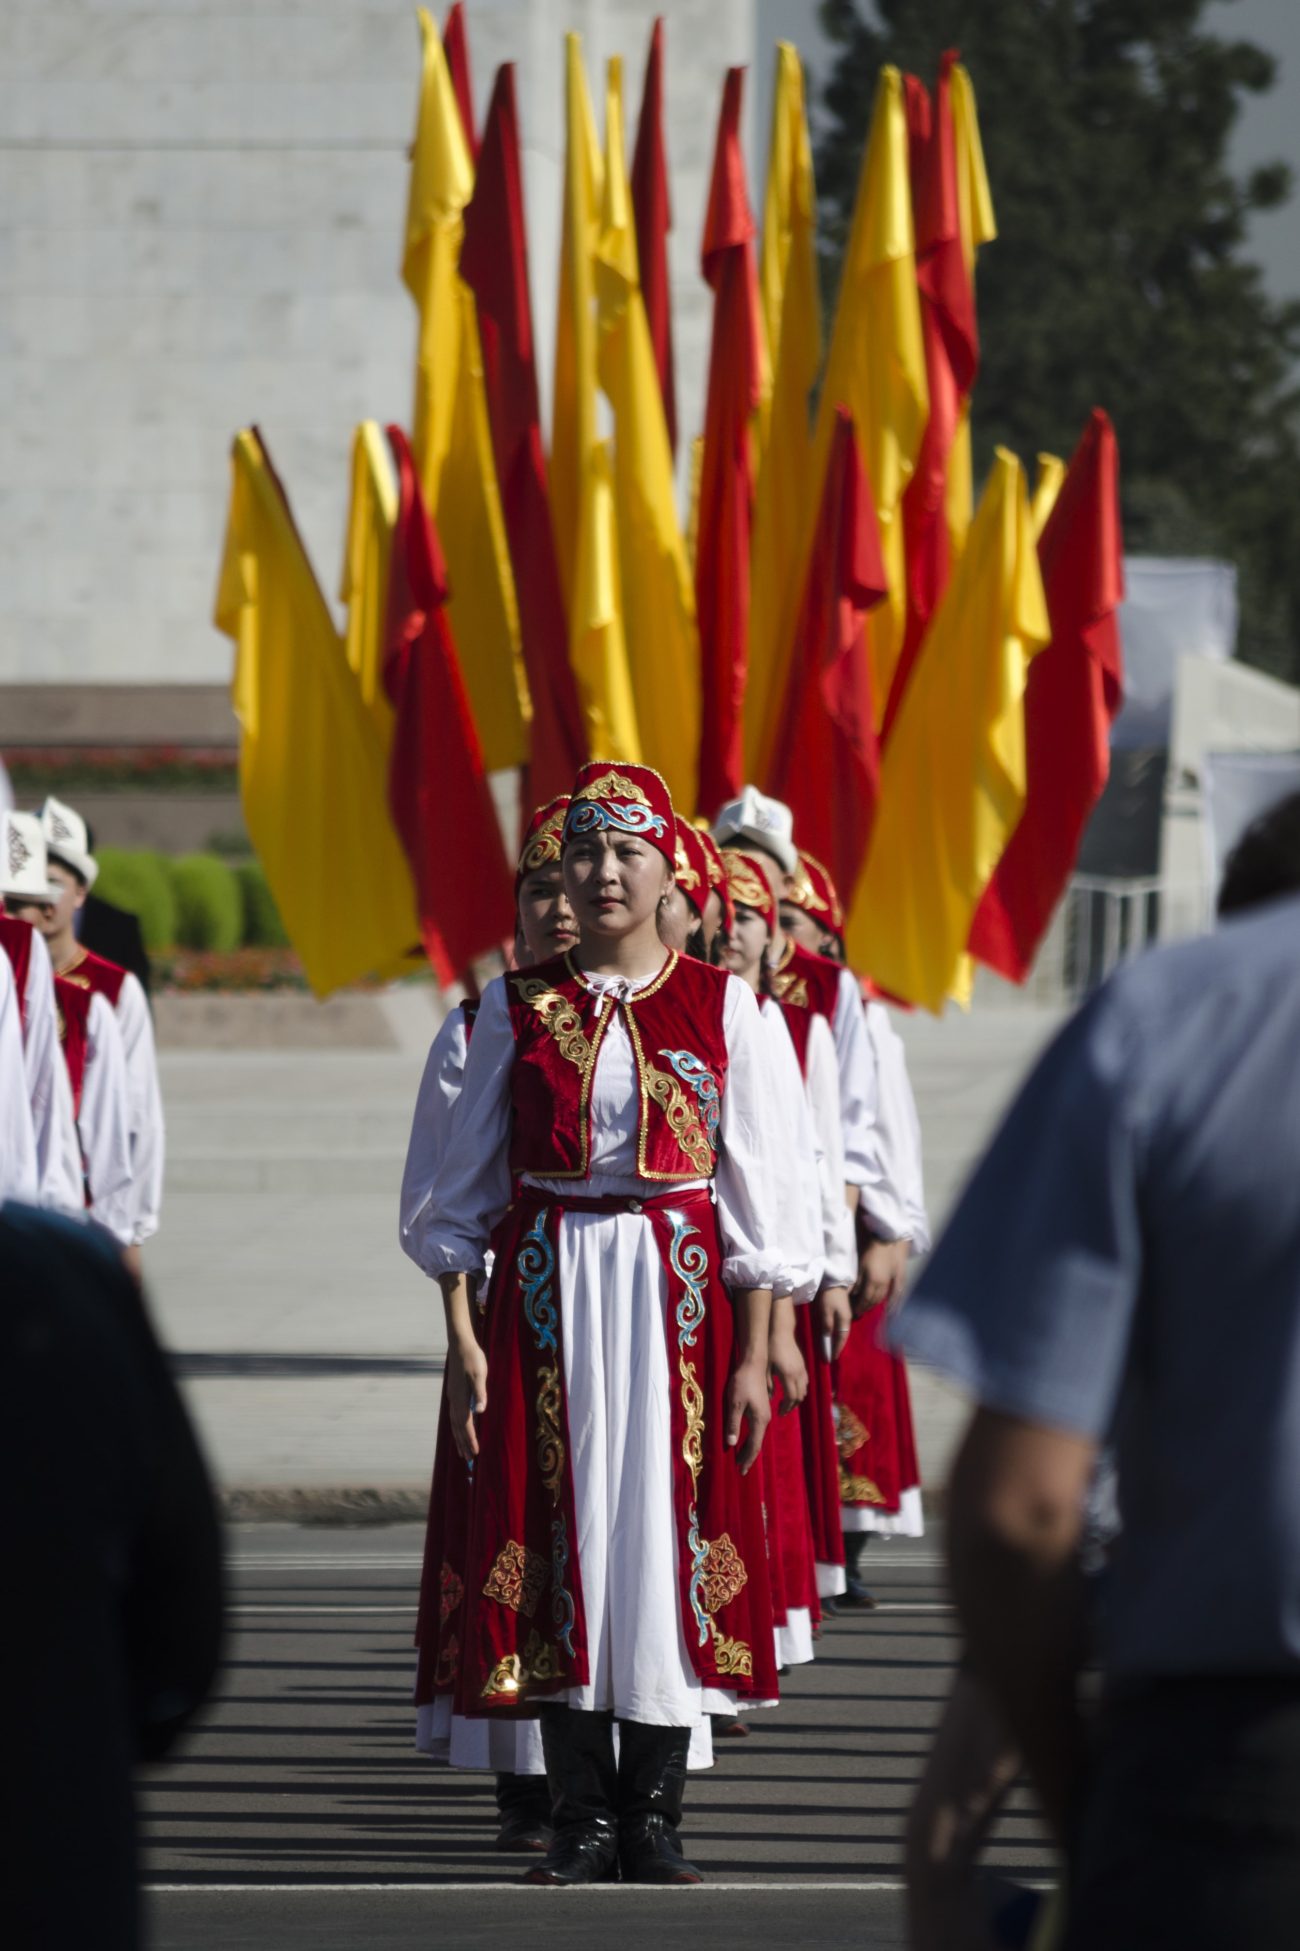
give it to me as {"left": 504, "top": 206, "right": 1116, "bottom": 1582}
{"left": 771, "top": 938, "right": 840, "bottom": 1078}
{"left": 54, "top": 975, "right": 92, "bottom": 1117}
{"left": 56, "top": 944, "right": 127, "bottom": 1009}
{"left": 0, "top": 913, "right": 35, "bottom": 1035}
{"left": 505, "top": 950, "right": 729, "bottom": 1182}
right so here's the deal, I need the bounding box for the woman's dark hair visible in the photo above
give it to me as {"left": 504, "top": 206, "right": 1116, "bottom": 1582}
{"left": 1217, "top": 790, "right": 1300, "bottom": 917}
{"left": 684, "top": 920, "right": 709, "bottom": 964}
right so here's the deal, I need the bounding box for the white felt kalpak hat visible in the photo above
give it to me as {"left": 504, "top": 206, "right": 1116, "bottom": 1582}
{"left": 710, "top": 786, "right": 797, "bottom": 877}
{"left": 2, "top": 810, "right": 58, "bottom": 904}
{"left": 39, "top": 795, "right": 98, "bottom": 889}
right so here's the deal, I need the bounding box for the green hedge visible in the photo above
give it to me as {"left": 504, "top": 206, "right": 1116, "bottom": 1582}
{"left": 236, "top": 860, "right": 290, "bottom": 948}
{"left": 170, "top": 854, "right": 243, "bottom": 952}
{"left": 93, "top": 847, "right": 178, "bottom": 953}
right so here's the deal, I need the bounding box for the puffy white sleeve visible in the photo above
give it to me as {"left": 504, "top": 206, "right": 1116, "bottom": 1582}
{"left": 423, "top": 978, "right": 516, "bottom": 1281}
{"left": 0, "top": 956, "right": 38, "bottom": 1203}
{"left": 81, "top": 993, "right": 135, "bottom": 1245}
{"left": 22, "top": 941, "right": 83, "bottom": 1214}
{"left": 834, "top": 967, "right": 907, "bottom": 1241}
{"left": 713, "top": 975, "right": 782, "bottom": 1292}
{"left": 399, "top": 1003, "right": 469, "bottom": 1272}
{"left": 116, "top": 971, "right": 165, "bottom": 1244}
{"left": 760, "top": 1000, "right": 824, "bottom": 1304}
{"left": 866, "top": 1002, "right": 930, "bottom": 1254}
{"left": 805, "top": 1013, "right": 857, "bottom": 1287}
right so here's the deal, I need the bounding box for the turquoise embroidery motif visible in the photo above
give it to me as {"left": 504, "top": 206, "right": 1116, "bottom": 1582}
{"left": 658, "top": 1049, "right": 721, "bottom": 1148}
{"left": 518, "top": 1211, "right": 557, "bottom": 1354}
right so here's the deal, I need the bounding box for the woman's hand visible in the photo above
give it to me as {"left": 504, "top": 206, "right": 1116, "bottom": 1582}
{"left": 852, "top": 1237, "right": 910, "bottom": 1316}
{"left": 815, "top": 1284, "right": 853, "bottom": 1360}
{"left": 725, "top": 1357, "right": 772, "bottom": 1474}
{"left": 446, "top": 1336, "right": 488, "bottom": 1462}
{"left": 768, "top": 1296, "right": 808, "bottom": 1410}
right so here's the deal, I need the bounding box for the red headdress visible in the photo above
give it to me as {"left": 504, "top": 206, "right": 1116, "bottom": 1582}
{"left": 516, "top": 795, "right": 570, "bottom": 892}
{"left": 672, "top": 816, "right": 712, "bottom": 918}
{"left": 562, "top": 761, "right": 675, "bottom": 867}
{"left": 697, "top": 828, "right": 733, "bottom": 935}
{"left": 721, "top": 847, "right": 776, "bottom": 937}
{"left": 787, "top": 849, "right": 845, "bottom": 942}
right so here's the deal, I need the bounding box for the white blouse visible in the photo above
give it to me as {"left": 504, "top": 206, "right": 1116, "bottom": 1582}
{"left": 758, "top": 996, "right": 824, "bottom": 1305}
{"left": 18, "top": 938, "right": 83, "bottom": 1216}
{"left": 804, "top": 1011, "right": 858, "bottom": 1288}
{"left": 865, "top": 1001, "right": 930, "bottom": 1254}
{"left": 80, "top": 991, "right": 135, "bottom": 1247}
{"left": 426, "top": 963, "right": 782, "bottom": 1293}
{"left": 399, "top": 1001, "right": 470, "bottom": 1274}
{"left": 0, "top": 953, "right": 38, "bottom": 1204}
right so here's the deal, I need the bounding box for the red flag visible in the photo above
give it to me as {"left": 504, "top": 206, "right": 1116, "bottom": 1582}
{"left": 631, "top": 16, "right": 677, "bottom": 456}
{"left": 443, "top": 3, "right": 478, "bottom": 160}
{"left": 969, "top": 409, "right": 1125, "bottom": 981}
{"left": 461, "top": 65, "right": 587, "bottom": 805}
{"left": 383, "top": 424, "right": 515, "bottom": 984}
{"left": 884, "top": 52, "right": 979, "bottom": 740}
{"left": 766, "top": 407, "right": 888, "bottom": 900}
{"left": 695, "top": 67, "right": 763, "bottom": 816}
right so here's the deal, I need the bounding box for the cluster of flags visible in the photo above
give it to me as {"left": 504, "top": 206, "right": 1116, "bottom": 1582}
{"left": 215, "top": 6, "right": 1124, "bottom": 1011}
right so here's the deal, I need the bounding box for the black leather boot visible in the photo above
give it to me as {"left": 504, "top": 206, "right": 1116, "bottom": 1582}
{"left": 841, "top": 1531, "right": 876, "bottom": 1608}
{"left": 616, "top": 1721, "right": 704, "bottom": 1885}
{"left": 523, "top": 1707, "right": 619, "bottom": 1885}
{"left": 494, "top": 1770, "right": 553, "bottom": 1853}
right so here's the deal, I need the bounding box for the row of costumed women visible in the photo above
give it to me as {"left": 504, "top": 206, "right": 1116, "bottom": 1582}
{"left": 398, "top": 764, "right": 926, "bottom": 1886}
{"left": 1, "top": 802, "right": 164, "bottom": 1256}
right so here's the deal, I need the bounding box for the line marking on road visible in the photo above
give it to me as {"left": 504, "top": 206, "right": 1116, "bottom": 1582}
{"left": 147, "top": 1880, "right": 912, "bottom": 1894}
{"left": 228, "top": 1602, "right": 951, "bottom": 1618}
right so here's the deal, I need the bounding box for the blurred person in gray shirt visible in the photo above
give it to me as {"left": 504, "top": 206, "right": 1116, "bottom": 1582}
{"left": 896, "top": 794, "right": 1300, "bottom": 1951}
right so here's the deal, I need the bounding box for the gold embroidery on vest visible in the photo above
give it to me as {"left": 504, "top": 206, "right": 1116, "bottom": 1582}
{"left": 623, "top": 1005, "right": 714, "bottom": 1181}
{"left": 513, "top": 977, "right": 594, "bottom": 1069}
{"left": 772, "top": 967, "right": 810, "bottom": 1010}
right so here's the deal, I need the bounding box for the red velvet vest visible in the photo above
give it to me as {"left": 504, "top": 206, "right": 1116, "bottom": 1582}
{"left": 55, "top": 974, "right": 92, "bottom": 1116}
{"left": 505, "top": 951, "right": 728, "bottom": 1183}
{"left": 771, "top": 938, "right": 841, "bottom": 1078}
{"left": 57, "top": 944, "right": 127, "bottom": 1009}
{"left": 0, "top": 913, "right": 35, "bottom": 1034}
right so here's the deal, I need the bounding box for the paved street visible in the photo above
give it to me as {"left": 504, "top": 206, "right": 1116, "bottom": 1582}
{"left": 142, "top": 1524, "right": 1052, "bottom": 1949}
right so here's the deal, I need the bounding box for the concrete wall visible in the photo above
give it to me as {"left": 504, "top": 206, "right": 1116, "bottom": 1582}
{"left": 1, "top": 0, "right": 764, "bottom": 692}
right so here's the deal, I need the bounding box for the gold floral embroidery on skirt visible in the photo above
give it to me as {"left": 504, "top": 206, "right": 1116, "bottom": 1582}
{"left": 434, "top": 1634, "right": 459, "bottom": 1686}
{"left": 836, "top": 1405, "right": 869, "bottom": 1458}
{"left": 711, "top": 1633, "right": 753, "bottom": 1678}
{"left": 439, "top": 1561, "right": 465, "bottom": 1626}
{"left": 481, "top": 1630, "right": 562, "bottom": 1700}
{"left": 482, "top": 1540, "right": 549, "bottom": 1617}
{"left": 699, "top": 1533, "right": 749, "bottom": 1615}
{"left": 839, "top": 1467, "right": 887, "bottom": 1505}
{"left": 536, "top": 1362, "right": 565, "bottom": 1497}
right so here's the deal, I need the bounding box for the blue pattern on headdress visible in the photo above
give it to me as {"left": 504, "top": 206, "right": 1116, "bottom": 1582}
{"left": 564, "top": 800, "right": 667, "bottom": 842}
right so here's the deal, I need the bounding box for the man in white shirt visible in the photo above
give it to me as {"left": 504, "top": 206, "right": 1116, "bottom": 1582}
{"left": 1, "top": 812, "right": 84, "bottom": 1215}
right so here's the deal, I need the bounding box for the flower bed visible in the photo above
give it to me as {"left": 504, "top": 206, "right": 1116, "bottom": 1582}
{"left": 4, "top": 746, "right": 238, "bottom": 794}
{"left": 155, "top": 948, "right": 310, "bottom": 993}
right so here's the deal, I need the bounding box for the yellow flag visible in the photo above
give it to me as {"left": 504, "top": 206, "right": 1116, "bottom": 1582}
{"left": 760, "top": 68, "right": 927, "bottom": 769}
{"left": 596, "top": 56, "right": 700, "bottom": 812}
{"left": 847, "top": 450, "right": 1050, "bottom": 1012}
{"left": 340, "top": 422, "right": 398, "bottom": 747}
{"left": 746, "top": 42, "right": 821, "bottom": 776}
{"left": 944, "top": 63, "right": 998, "bottom": 568}
{"left": 552, "top": 34, "right": 640, "bottom": 767}
{"left": 216, "top": 431, "right": 420, "bottom": 998}
{"left": 402, "top": 8, "right": 529, "bottom": 772}
{"left": 1031, "top": 452, "right": 1066, "bottom": 538}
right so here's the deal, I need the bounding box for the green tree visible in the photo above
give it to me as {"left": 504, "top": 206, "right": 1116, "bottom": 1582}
{"left": 817, "top": 0, "right": 1300, "bottom": 682}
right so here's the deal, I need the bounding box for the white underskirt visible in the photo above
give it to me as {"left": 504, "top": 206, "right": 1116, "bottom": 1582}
{"left": 816, "top": 1560, "right": 847, "bottom": 1598}
{"left": 774, "top": 1606, "right": 814, "bottom": 1669}
{"left": 415, "top": 1695, "right": 715, "bottom": 1771}
{"left": 842, "top": 1485, "right": 925, "bottom": 1537}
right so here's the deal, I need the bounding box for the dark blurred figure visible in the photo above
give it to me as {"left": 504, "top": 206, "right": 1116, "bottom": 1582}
{"left": 895, "top": 792, "right": 1300, "bottom": 1951}
{"left": 1217, "top": 788, "right": 1300, "bottom": 918}
{"left": 76, "top": 821, "right": 151, "bottom": 995}
{"left": 0, "top": 1207, "right": 222, "bottom": 1949}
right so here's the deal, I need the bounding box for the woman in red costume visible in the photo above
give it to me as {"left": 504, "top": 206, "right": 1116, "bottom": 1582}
{"left": 403, "top": 796, "right": 574, "bottom": 1851}
{"left": 425, "top": 762, "right": 781, "bottom": 1887}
